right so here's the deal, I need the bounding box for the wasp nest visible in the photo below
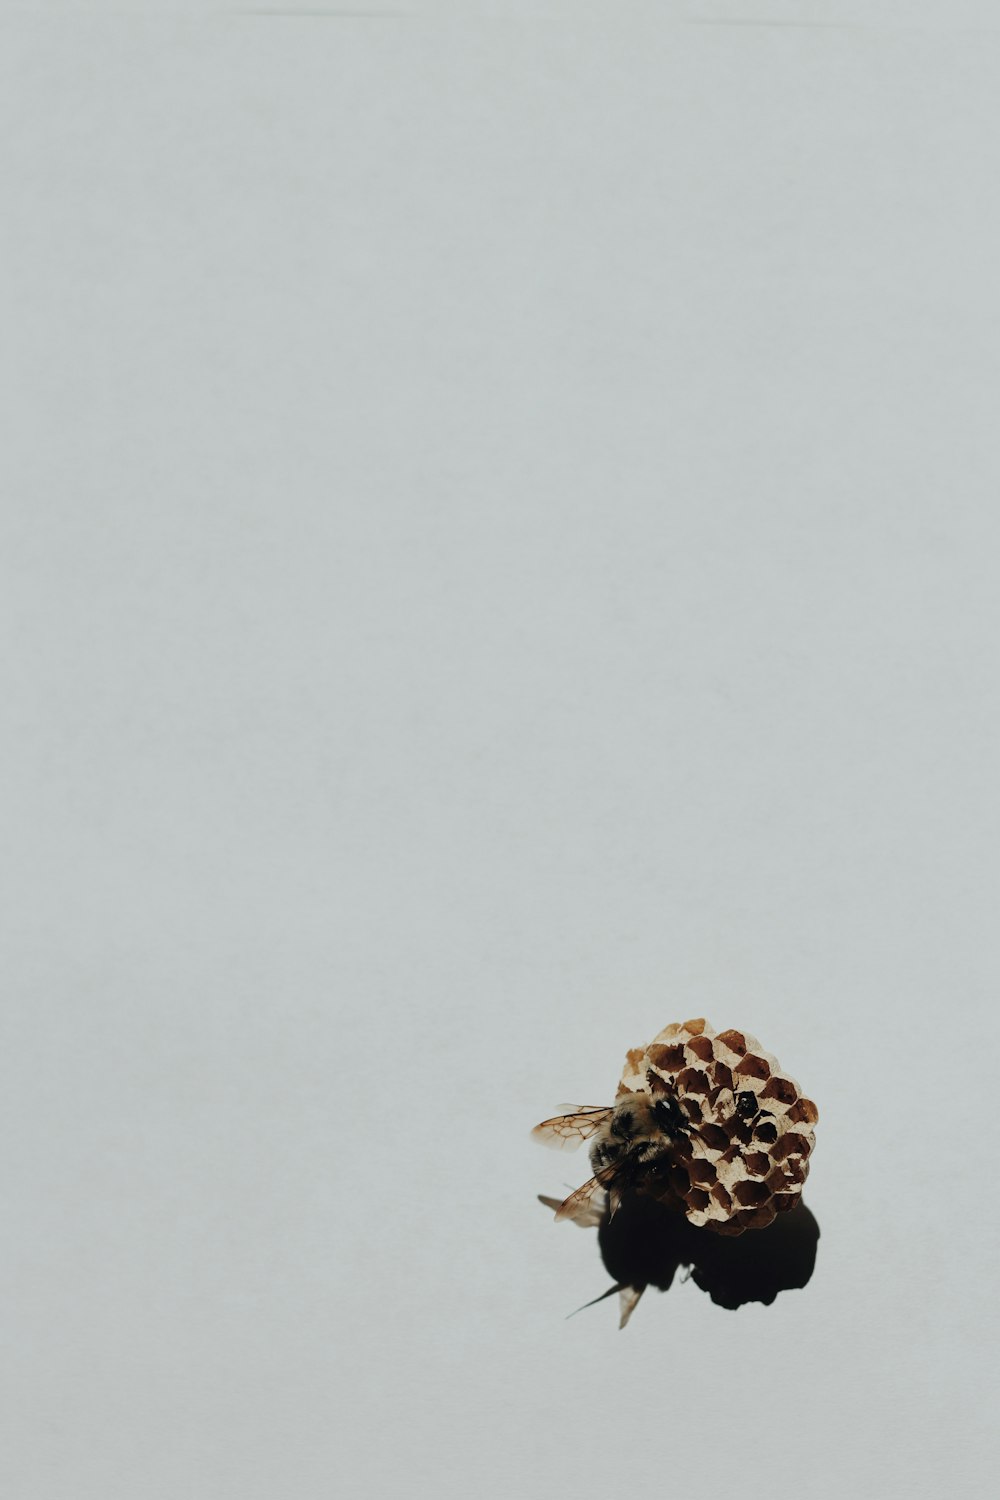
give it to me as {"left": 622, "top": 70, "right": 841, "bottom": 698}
{"left": 620, "top": 1018, "right": 818, "bottom": 1235}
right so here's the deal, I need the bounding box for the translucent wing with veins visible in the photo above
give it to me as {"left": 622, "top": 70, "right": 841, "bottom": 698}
{"left": 537, "top": 1193, "right": 605, "bottom": 1230}
{"left": 530, "top": 1105, "right": 613, "bottom": 1152}
{"left": 552, "top": 1173, "right": 609, "bottom": 1224}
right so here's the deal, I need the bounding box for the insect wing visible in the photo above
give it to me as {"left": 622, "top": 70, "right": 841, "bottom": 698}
{"left": 538, "top": 1193, "right": 603, "bottom": 1229}
{"left": 617, "top": 1286, "right": 644, "bottom": 1330}
{"left": 553, "top": 1173, "right": 609, "bottom": 1224}
{"left": 531, "top": 1105, "right": 613, "bottom": 1153}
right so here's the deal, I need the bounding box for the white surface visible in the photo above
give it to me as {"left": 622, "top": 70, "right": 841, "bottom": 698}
{"left": 1, "top": 6, "right": 998, "bottom": 1497}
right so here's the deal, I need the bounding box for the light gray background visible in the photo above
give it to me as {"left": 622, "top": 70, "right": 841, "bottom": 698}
{"left": 2, "top": 3, "right": 998, "bottom": 1497}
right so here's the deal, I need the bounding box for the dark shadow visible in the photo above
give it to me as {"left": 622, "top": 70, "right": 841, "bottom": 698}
{"left": 595, "top": 1191, "right": 820, "bottom": 1319}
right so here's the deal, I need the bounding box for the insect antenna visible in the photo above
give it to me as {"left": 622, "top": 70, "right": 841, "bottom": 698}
{"left": 566, "top": 1283, "right": 625, "bottom": 1318}
{"left": 567, "top": 1282, "right": 646, "bottom": 1329}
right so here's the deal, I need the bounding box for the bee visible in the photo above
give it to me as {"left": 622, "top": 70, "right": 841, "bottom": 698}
{"left": 532, "top": 1082, "right": 696, "bottom": 1224}
{"left": 534, "top": 1018, "right": 819, "bottom": 1288}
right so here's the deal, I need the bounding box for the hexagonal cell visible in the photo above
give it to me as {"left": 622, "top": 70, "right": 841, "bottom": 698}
{"left": 647, "top": 1042, "right": 686, "bottom": 1074}
{"left": 676, "top": 1066, "right": 712, "bottom": 1095}
{"left": 685, "top": 1033, "right": 715, "bottom": 1063}
{"left": 687, "top": 1157, "right": 717, "bottom": 1187}
{"left": 734, "top": 1053, "right": 772, "bottom": 1082}
{"left": 760, "top": 1074, "right": 799, "bottom": 1109}
{"left": 698, "top": 1123, "right": 730, "bottom": 1154}
{"left": 788, "top": 1097, "right": 819, "bottom": 1126}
